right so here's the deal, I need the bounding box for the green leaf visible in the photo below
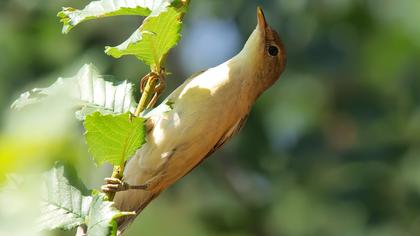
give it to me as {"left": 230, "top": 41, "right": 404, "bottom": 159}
{"left": 38, "top": 164, "right": 131, "bottom": 235}
{"left": 87, "top": 193, "right": 131, "bottom": 236}
{"left": 58, "top": 0, "right": 175, "bottom": 34}
{"left": 11, "top": 64, "right": 137, "bottom": 120}
{"left": 84, "top": 112, "right": 146, "bottom": 166}
{"left": 38, "top": 163, "right": 92, "bottom": 231}
{"left": 105, "top": 3, "right": 187, "bottom": 69}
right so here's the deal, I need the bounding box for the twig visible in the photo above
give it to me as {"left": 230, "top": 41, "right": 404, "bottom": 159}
{"left": 105, "top": 72, "right": 164, "bottom": 201}
{"left": 135, "top": 72, "right": 160, "bottom": 116}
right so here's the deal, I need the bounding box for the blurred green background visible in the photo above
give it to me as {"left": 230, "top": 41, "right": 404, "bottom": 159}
{"left": 1, "top": 0, "right": 420, "bottom": 235}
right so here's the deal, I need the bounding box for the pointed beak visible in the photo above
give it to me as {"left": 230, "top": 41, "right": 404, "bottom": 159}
{"left": 257, "top": 7, "right": 267, "bottom": 30}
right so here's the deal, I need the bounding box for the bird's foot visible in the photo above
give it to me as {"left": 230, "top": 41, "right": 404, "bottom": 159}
{"left": 147, "top": 78, "right": 166, "bottom": 108}
{"left": 140, "top": 72, "right": 166, "bottom": 109}
{"left": 101, "top": 178, "right": 149, "bottom": 194}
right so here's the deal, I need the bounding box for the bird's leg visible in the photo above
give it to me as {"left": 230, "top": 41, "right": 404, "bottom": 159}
{"left": 101, "top": 177, "right": 149, "bottom": 193}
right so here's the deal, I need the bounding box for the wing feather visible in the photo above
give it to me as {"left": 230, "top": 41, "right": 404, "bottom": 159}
{"left": 205, "top": 115, "right": 249, "bottom": 158}
{"left": 182, "top": 115, "right": 249, "bottom": 177}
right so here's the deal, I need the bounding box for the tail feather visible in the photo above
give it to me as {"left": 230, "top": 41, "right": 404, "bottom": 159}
{"left": 114, "top": 190, "right": 162, "bottom": 235}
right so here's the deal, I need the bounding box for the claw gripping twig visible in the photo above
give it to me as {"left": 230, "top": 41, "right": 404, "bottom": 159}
{"left": 105, "top": 70, "right": 166, "bottom": 201}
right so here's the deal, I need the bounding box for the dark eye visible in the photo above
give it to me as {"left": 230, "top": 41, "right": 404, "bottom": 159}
{"left": 268, "top": 45, "right": 279, "bottom": 56}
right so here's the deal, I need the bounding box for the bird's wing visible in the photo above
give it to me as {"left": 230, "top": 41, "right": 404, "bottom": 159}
{"left": 206, "top": 115, "right": 249, "bottom": 158}
{"left": 182, "top": 115, "right": 249, "bottom": 178}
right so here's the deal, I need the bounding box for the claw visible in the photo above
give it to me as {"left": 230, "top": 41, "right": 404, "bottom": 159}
{"left": 105, "top": 177, "right": 123, "bottom": 185}
{"left": 101, "top": 177, "right": 129, "bottom": 193}
{"left": 139, "top": 71, "right": 167, "bottom": 109}
{"left": 146, "top": 74, "right": 166, "bottom": 109}
{"left": 101, "top": 177, "right": 149, "bottom": 194}
{"left": 140, "top": 75, "right": 149, "bottom": 93}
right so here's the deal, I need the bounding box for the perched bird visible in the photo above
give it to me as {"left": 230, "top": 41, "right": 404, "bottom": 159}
{"left": 104, "top": 7, "right": 286, "bottom": 234}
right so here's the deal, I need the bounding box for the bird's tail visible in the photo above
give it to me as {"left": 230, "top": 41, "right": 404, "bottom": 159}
{"left": 113, "top": 188, "right": 162, "bottom": 235}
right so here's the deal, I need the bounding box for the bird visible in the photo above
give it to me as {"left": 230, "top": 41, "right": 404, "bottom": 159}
{"left": 102, "top": 7, "right": 286, "bottom": 235}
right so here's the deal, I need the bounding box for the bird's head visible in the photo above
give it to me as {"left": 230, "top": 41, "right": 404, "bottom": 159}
{"left": 240, "top": 7, "right": 286, "bottom": 92}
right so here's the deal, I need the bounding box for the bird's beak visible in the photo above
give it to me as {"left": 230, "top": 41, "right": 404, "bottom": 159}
{"left": 257, "top": 7, "right": 267, "bottom": 31}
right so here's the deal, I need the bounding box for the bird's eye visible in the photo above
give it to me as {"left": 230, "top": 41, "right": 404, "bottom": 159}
{"left": 268, "top": 45, "right": 279, "bottom": 56}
